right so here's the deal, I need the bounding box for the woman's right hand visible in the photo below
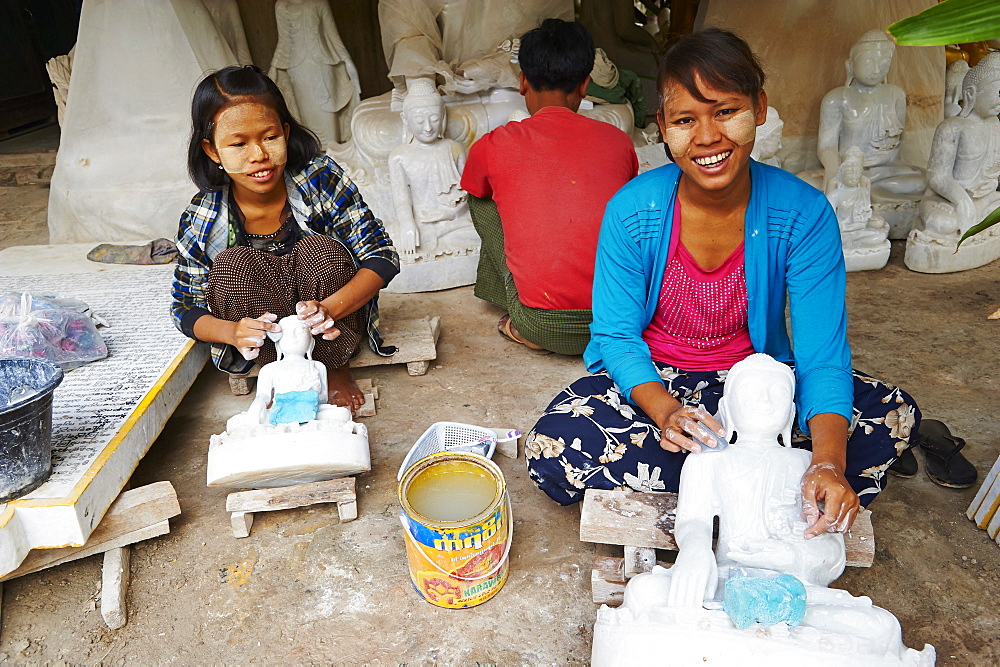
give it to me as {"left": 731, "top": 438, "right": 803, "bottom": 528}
{"left": 659, "top": 404, "right": 726, "bottom": 454}
{"left": 232, "top": 312, "right": 280, "bottom": 360}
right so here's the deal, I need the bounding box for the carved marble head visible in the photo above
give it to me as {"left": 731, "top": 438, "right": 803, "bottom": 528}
{"left": 961, "top": 52, "right": 1000, "bottom": 119}
{"left": 846, "top": 30, "right": 894, "bottom": 87}
{"left": 838, "top": 146, "right": 866, "bottom": 188}
{"left": 275, "top": 315, "right": 315, "bottom": 360}
{"left": 719, "top": 354, "right": 795, "bottom": 448}
{"left": 401, "top": 77, "right": 446, "bottom": 144}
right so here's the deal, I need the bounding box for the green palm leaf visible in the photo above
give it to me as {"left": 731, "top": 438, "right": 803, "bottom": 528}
{"left": 888, "top": 0, "right": 1000, "bottom": 46}
{"left": 957, "top": 205, "right": 1000, "bottom": 250}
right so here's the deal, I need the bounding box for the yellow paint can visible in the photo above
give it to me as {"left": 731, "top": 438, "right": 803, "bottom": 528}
{"left": 398, "top": 451, "right": 511, "bottom": 608}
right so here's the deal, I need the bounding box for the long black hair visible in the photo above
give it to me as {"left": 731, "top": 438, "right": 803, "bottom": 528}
{"left": 187, "top": 65, "right": 321, "bottom": 192}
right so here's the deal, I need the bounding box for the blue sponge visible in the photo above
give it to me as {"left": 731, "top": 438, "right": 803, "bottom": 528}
{"left": 269, "top": 389, "right": 320, "bottom": 425}
{"left": 723, "top": 574, "right": 807, "bottom": 630}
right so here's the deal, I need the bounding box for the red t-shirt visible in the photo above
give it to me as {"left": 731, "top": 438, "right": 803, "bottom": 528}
{"left": 461, "top": 106, "right": 638, "bottom": 310}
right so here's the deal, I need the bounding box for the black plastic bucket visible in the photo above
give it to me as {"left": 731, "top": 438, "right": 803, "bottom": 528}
{"left": 0, "top": 357, "right": 64, "bottom": 502}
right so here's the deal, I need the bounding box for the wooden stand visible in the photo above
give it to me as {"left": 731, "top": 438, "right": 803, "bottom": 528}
{"left": 226, "top": 477, "right": 357, "bottom": 539}
{"left": 580, "top": 488, "right": 876, "bottom": 606}
{"left": 967, "top": 455, "right": 1000, "bottom": 543}
{"left": 0, "top": 482, "right": 180, "bottom": 631}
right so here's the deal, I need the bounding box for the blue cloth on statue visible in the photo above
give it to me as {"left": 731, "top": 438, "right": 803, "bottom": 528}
{"left": 269, "top": 389, "right": 319, "bottom": 425}
{"left": 723, "top": 574, "right": 807, "bottom": 630}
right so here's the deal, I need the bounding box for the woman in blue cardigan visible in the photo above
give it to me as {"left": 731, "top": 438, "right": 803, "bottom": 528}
{"left": 526, "top": 29, "right": 925, "bottom": 537}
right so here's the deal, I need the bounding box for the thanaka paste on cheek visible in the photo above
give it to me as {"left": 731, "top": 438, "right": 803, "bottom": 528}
{"left": 664, "top": 126, "right": 694, "bottom": 159}
{"left": 213, "top": 103, "right": 288, "bottom": 175}
{"left": 719, "top": 109, "right": 757, "bottom": 146}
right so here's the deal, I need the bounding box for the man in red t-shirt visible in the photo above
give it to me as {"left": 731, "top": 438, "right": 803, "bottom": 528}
{"left": 461, "top": 18, "right": 638, "bottom": 355}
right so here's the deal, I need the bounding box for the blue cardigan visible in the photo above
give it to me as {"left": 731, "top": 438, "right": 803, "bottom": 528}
{"left": 584, "top": 160, "right": 853, "bottom": 433}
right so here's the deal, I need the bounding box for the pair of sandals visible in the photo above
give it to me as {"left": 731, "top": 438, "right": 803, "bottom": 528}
{"left": 889, "top": 419, "right": 977, "bottom": 488}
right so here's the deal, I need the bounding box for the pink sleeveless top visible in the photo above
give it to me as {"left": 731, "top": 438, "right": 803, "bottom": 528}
{"left": 642, "top": 202, "right": 754, "bottom": 372}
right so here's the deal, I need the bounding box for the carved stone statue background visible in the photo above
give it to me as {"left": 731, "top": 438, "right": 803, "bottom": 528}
{"left": 905, "top": 53, "right": 1000, "bottom": 274}
{"left": 203, "top": 0, "right": 253, "bottom": 65}
{"left": 827, "top": 146, "right": 891, "bottom": 271}
{"left": 387, "top": 80, "right": 480, "bottom": 274}
{"left": 749, "top": 106, "right": 784, "bottom": 168}
{"left": 944, "top": 59, "right": 971, "bottom": 118}
{"left": 812, "top": 30, "right": 926, "bottom": 239}
{"left": 48, "top": 0, "right": 237, "bottom": 244}
{"left": 378, "top": 0, "right": 573, "bottom": 98}
{"left": 329, "top": 0, "right": 635, "bottom": 292}
{"left": 590, "top": 354, "right": 935, "bottom": 666}
{"left": 269, "top": 0, "right": 362, "bottom": 145}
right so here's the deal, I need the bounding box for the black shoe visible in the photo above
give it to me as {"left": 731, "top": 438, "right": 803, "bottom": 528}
{"left": 915, "top": 419, "right": 978, "bottom": 489}
{"left": 888, "top": 445, "right": 918, "bottom": 478}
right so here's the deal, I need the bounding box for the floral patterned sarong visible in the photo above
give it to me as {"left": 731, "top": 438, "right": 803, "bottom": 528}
{"left": 526, "top": 363, "right": 920, "bottom": 506}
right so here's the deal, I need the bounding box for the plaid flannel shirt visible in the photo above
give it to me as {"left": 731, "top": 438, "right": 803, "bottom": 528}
{"left": 171, "top": 155, "right": 399, "bottom": 374}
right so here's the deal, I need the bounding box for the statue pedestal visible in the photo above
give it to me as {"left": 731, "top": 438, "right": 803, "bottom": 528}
{"left": 874, "top": 201, "right": 920, "bottom": 240}
{"left": 592, "top": 601, "right": 935, "bottom": 666}
{"left": 904, "top": 228, "right": 1000, "bottom": 273}
{"left": 844, "top": 240, "right": 890, "bottom": 272}
{"left": 207, "top": 409, "right": 370, "bottom": 489}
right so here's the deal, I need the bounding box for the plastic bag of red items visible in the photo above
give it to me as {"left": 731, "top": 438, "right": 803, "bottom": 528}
{"left": 0, "top": 293, "right": 108, "bottom": 371}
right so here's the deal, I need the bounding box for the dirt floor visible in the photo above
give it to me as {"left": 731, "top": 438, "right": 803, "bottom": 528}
{"left": 1, "top": 136, "right": 1000, "bottom": 664}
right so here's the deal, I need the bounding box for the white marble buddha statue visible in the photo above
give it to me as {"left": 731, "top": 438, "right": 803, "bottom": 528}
{"left": 590, "top": 353, "right": 935, "bottom": 666}
{"left": 268, "top": 0, "right": 361, "bottom": 145}
{"left": 208, "top": 315, "right": 370, "bottom": 488}
{"left": 827, "top": 146, "right": 890, "bottom": 271}
{"left": 387, "top": 80, "right": 480, "bottom": 261}
{"left": 814, "top": 30, "right": 926, "bottom": 238}
{"left": 905, "top": 53, "right": 1000, "bottom": 273}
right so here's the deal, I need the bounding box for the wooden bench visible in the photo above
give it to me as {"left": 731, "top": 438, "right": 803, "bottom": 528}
{"left": 580, "top": 488, "right": 875, "bottom": 607}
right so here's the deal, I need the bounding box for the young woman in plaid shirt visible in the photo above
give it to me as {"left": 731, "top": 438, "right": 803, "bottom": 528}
{"left": 171, "top": 65, "right": 399, "bottom": 413}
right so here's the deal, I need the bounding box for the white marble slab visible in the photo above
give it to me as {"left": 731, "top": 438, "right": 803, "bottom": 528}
{"left": 0, "top": 244, "right": 207, "bottom": 577}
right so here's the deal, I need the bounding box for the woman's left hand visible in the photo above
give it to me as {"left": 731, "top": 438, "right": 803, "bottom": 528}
{"left": 800, "top": 462, "right": 859, "bottom": 539}
{"left": 295, "top": 300, "right": 341, "bottom": 340}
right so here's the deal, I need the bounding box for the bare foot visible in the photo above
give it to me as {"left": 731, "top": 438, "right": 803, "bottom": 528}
{"left": 327, "top": 364, "right": 364, "bottom": 414}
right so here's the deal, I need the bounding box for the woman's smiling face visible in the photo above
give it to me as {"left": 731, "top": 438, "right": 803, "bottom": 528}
{"left": 203, "top": 101, "right": 290, "bottom": 197}
{"left": 657, "top": 75, "right": 767, "bottom": 194}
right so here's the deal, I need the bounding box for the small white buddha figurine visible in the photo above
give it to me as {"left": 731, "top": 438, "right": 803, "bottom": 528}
{"left": 750, "top": 106, "right": 784, "bottom": 168}
{"left": 591, "top": 354, "right": 935, "bottom": 666}
{"left": 905, "top": 53, "right": 1000, "bottom": 273}
{"left": 815, "top": 30, "right": 926, "bottom": 237}
{"left": 827, "top": 146, "right": 891, "bottom": 271}
{"left": 245, "top": 315, "right": 342, "bottom": 426}
{"left": 387, "top": 79, "right": 480, "bottom": 259}
{"left": 207, "top": 315, "right": 370, "bottom": 488}
{"left": 268, "top": 0, "right": 361, "bottom": 145}
{"left": 944, "top": 59, "right": 971, "bottom": 118}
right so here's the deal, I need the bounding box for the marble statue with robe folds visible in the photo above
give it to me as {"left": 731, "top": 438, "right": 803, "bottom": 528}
{"left": 905, "top": 53, "right": 1000, "bottom": 274}
{"left": 801, "top": 30, "right": 926, "bottom": 240}
{"left": 590, "top": 354, "right": 935, "bottom": 666}
{"left": 207, "top": 316, "right": 370, "bottom": 489}
{"left": 269, "top": 0, "right": 361, "bottom": 145}
{"left": 827, "top": 146, "right": 890, "bottom": 272}
{"left": 387, "top": 79, "right": 480, "bottom": 290}
{"left": 202, "top": 0, "right": 252, "bottom": 65}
